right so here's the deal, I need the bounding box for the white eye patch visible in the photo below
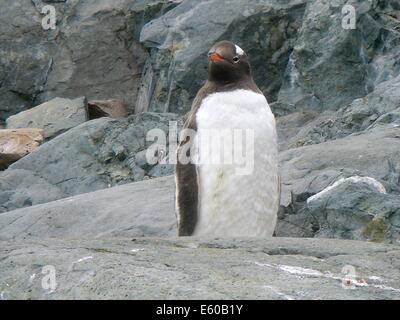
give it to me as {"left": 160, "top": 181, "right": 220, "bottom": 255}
{"left": 235, "top": 44, "right": 244, "bottom": 56}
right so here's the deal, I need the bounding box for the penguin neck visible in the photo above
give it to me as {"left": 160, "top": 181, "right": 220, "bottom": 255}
{"left": 206, "top": 74, "right": 261, "bottom": 95}
{"left": 208, "top": 64, "right": 251, "bottom": 83}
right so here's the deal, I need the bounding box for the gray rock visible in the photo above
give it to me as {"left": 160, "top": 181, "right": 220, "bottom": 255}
{"left": 277, "top": 75, "right": 400, "bottom": 150}
{"left": 148, "top": 162, "right": 174, "bottom": 178}
{"left": 0, "top": 176, "right": 176, "bottom": 240}
{"left": 0, "top": 0, "right": 179, "bottom": 122}
{"left": 340, "top": 76, "right": 400, "bottom": 134}
{"left": 275, "top": 0, "right": 400, "bottom": 115}
{"left": 6, "top": 97, "right": 88, "bottom": 139}
{"left": 0, "top": 237, "right": 399, "bottom": 299}
{"left": 280, "top": 127, "right": 400, "bottom": 207}
{"left": 0, "top": 169, "right": 64, "bottom": 213}
{"left": 277, "top": 127, "right": 400, "bottom": 242}
{"left": 138, "top": 0, "right": 307, "bottom": 114}
{"left": 307, "top": 179, "right": 400, "bottom": 243}
{"left": 276, "top": 109, "right": 319, "bottom": 150}
{"left": 0, "top": 112, "right": 182, "bottom": 212}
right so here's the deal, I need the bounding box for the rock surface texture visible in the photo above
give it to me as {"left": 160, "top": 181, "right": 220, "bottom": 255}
{"left": 277, "top": 128, "right": 400, "bottom": 243}
{"left": 0, "top": 176, "right": 176, "bottom": 240}
{"left": 6, "top": 97, "right": 87, "bottom": 139}
{"left": 1, "top": 1, "right": 399, "bottom": 241}
{"left": 0, "top": 237, "right": 399, "bottom": 299}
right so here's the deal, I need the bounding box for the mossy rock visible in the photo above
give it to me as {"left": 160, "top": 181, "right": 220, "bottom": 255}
{"left": 362, "top": 218, "right": 388, "bottom": 243}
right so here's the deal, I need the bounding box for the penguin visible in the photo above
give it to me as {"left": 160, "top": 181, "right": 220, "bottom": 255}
{"left": 175, "top": 40, "right": 279, "bottom": 237}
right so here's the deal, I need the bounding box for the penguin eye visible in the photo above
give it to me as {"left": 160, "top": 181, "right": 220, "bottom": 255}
{"left": 232, "top": 56, "right": 240, "bottom": 63}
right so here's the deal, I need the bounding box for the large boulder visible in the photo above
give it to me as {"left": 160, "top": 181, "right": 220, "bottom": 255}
{"left": 6, "top": 97, "right": 87, "bottom": 139}
{"left": 137, "top": 0, "right": 307, "bottom": 114}
{"left": 279, "top": 127, "right": 400, "bottom": 207}
{"left": 277, "top": 127, "right": 400, "bottom": 243}
{"left": 0, "top": 237, "right": 399, "bottom": 299}
{"left": 0, "top": 112, "right": 182, "bottom": 212}
{"left": 276, "top": 176, "right": 400, "bottom": 243}
{"left": 306, "top": 177, "right": 400, "bottom": 242}
{"left": 0, "top": 0, "right": 179, "bottom": 122}
{"left": 0, "top": 128, "right": 44, "bottom": 169}
{"left": 0, "top": 176, "right": 176, "bottom": 241}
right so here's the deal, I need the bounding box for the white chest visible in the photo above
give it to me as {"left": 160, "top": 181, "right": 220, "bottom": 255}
{"left": 194, "top": 89, "right": 279, "bottom": 237}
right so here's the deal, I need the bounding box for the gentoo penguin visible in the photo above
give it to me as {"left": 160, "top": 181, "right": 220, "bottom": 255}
{"left": 175, "top": 40, "right": 279, "bottom": 237}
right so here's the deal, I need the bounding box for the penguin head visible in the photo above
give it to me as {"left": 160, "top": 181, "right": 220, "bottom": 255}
{"left": 207, "top": 40, "right": 251, "bottom": 83}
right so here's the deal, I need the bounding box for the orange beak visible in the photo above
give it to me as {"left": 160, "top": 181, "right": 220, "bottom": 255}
{"left": 208, "top": 52, "right": 224, "bottom": 62}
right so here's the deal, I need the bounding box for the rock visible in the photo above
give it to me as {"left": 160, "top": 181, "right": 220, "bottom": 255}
{"left": 0, "top": 129, "right": 44, "bottom": 170}
{"left": 6, "top": 97, "right": 88, "bottom": 139}
{"left": 306, "top": 177, "right": 400, "bottom": 243}
{"left": 275, "top": 0, "right": 400, "bottom": 115}
{"left": 0, "top": 237, "right": 399, "bottom": 299}
{"left": 0, "top": 0, "right": 179, "bottom": 122}
{"left": 148, "top": 162, "right": 174, "bottom": 178}
{"left": 138, "top": 0, "right": 307, "bottom": 114}
{"left": 0, "top": 169, "right": 64, "bottom": 213}
{"left": 276, "top": 110, "right": 318, "bottom": 150}
{"left": 277, "top": 127, "right": 400, "bottom": 242}
{"left": 87, "top": 100, "right": 128, "bottom": 119}
{"left": 0, "top": 112, "right": 181, "bottom": 212}
{"left": 277, "top": 75, "right": 400, "bottom": 150}
{"left": 279, "top": 127, "right": 400, "bottom": 206}
{"left": 0, "top": 176, "right": 176, "bottom": 240}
